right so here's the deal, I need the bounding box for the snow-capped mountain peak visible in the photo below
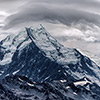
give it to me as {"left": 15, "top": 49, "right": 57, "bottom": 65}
{"left": 26, "top": 26, "right": 79, "bottom": 65}
{"left": 0, "top": 25, "right": 100, "bottom": 83}
{"left": 0, "top": 25, "right": 100, "bottom": 100}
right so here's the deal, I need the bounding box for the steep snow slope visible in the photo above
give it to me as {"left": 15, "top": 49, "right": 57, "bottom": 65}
{"left": 0, "top": 30, "right": 31, "bottom": 65}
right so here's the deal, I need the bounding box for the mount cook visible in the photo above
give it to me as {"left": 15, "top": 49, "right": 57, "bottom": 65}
{"left": 0, "top": 25, "right": 100, "bottom": 100}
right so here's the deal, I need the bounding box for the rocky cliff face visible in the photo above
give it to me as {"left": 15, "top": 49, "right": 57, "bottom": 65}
{"left": 0, "top": 75, "right": 99, "bottom": 100}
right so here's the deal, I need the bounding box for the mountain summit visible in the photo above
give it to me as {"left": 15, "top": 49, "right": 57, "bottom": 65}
{"left": 0, "top": 25, "right": 100, "bottom": 100}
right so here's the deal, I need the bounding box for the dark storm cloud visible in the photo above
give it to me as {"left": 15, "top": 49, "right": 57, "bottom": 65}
{"left": 2, "top": 0, "right": 100, "bottom": 30}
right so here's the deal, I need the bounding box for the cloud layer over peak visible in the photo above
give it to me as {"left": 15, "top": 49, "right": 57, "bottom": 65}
{"left": 2, "top": 0, "right": 100, "bottom": 29}
{"left": 0, "top": 0, "right": 100, "bottom": 65}
{"left": 0, "top": 0, "right": 100, "bottom": 41}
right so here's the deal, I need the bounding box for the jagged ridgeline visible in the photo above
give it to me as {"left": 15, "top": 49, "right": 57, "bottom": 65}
{"left": 0, "top": 25, "right": 100, "bottom": 100}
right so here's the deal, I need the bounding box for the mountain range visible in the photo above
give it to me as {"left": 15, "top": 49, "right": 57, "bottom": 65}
{"left": 0, "top": 25, "right": 100, "bottom": 100}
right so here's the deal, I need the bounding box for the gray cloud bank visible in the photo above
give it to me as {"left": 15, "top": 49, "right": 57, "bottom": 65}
{"left": 0, "top": 0, "right": 100, "bottom": 43}
{"left": 1, "top": 0, "right": 100, "bottom": 43}
{"left": 0, "top": 0, "right": 100, "bottom": 65}
{"left": 2, "top": 0, "right": 100, "bottom": 29}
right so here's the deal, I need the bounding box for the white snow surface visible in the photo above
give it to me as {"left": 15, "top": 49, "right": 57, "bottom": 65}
{"left": 74, "top": 78, "right": 92, "bottom": 86}
{"left": 13, "top": 70, "right": 20, "bottom": 75}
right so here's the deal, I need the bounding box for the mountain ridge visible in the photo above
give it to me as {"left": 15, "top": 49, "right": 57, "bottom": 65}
{"left": 0, "top": 25, "right": 100, "bottom": 100}
{"left": 0, "top": 25, "right": 100, "bottom": 83}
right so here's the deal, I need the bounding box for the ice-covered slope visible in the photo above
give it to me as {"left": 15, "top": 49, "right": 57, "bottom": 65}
{"left": 0, "top": 29, "right": 31, "bottom": 65}
{"left": 26, "top": 25, "right": 79, "bottom": 65}
{"left": 0, "top": 25, "right": 100, "bottom": 85}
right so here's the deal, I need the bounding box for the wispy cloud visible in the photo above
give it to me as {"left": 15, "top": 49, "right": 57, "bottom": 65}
{"left": 0, "top": 0, "right": 100, "bottom": 43}
{"left": 2, "top": 0, "right": 100, "bottom": 29}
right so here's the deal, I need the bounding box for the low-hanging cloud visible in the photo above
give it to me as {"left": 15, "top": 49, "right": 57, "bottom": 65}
{"left": 0, "top": 0, "right": 100, "bottom": 42}
{"left": 3, "top": 0, "right": 100, "bottom": 29}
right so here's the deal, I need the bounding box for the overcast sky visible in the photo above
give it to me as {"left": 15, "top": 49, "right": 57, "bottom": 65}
{"left": 0, "top": 0, "right": 100, "bottom": 37}
{"left": 0, "top": 0, "right": 100, "bottom": 65}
